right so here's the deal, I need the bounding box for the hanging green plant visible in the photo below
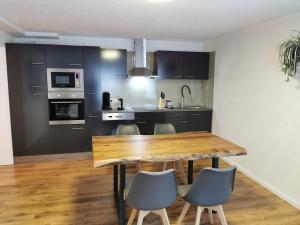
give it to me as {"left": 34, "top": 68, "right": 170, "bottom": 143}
{"left": 279, "top": 31, "right": 300, "bottom": 81}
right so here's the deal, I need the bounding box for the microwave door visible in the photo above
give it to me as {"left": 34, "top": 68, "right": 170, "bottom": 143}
{"left": 51, "top": 72, "right": 75, "bottom": 88}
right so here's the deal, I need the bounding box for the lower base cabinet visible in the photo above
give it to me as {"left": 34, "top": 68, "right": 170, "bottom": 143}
{"left": 49, "top": 125, "right": 87, "bottom": 154}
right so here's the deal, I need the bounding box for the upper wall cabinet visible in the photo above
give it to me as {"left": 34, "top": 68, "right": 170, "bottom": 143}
{"left": 154, "top": 51, "right": 183, "bottom": 79}
{"left": 183, "top": 52, "right": 209, "bottom": 80}
{"left": 101, "top": 49, "right": 127, "bottom": 79}
{"left": 46, "top": 45, "right": 83, "bottom": 68}
{"left": 154, "top": 51, "right": 210, "bottom": 80}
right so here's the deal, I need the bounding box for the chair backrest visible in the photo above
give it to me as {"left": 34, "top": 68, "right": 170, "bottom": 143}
{"left": 126, "top": 169, "right": 177, "bottom": 210}
{"left": 184, "top": 166, "right": 237, "bottom": 206}
{"left": 154, "top": 123, "right": 176, "bottom": 135}
{"left": 116, "top": 124, "right": 140, "bottom": 135}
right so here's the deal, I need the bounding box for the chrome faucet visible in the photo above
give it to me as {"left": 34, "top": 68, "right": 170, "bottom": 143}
{"left": 180, "top": 85, "right": 192, "bottom": 108}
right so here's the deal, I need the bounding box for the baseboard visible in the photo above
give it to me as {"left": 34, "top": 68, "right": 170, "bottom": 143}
{"left": 223, "top": 158, "right": 300, "bottom": 210}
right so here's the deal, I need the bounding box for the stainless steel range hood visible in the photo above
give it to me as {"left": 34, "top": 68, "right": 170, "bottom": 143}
{"left": 129, "top": 38, "right": 157, "bottom": 77}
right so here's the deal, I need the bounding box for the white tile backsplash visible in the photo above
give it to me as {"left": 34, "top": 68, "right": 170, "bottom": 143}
{"left": 101, "top": 77, "right": 205, "bottom": 108}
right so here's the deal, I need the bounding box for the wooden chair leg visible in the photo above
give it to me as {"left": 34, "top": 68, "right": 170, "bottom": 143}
{"left": 195, "top": 206, "right": 204, "bottom": 225}
{"left": 137, "top": 210, "right": 149, "bottom": 225}
{"left": 163, "top": 162, "right": 168, "bottom": 171}
{"left": 176, "top": 202, "right": 191, "bottom": 225}
{"left": 176, "top": 160, "right": 188, "bottom": 184}
{"left": 208, "top": 209, "right": 214, "bottom": 224}
{"left": 216, "top": 205, "right": 228, "bottom": 225}
{"left": 127, "top": 209, "right": 138, "bottom": 225}
{"left": 161, "top": 208, "right": 171, "bottom": 225}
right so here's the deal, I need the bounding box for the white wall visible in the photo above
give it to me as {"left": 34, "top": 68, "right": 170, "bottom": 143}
{"left": 204, "top": 12, "right": 300, "bottom": 209}
{"left": 13, "top": 35, "right": 204, "bottom": 51}
{"left": 0, "top": 30, "right": 14, "bottom": 165}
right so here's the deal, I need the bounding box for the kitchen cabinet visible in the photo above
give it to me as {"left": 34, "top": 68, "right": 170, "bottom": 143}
{"left": 46, "top": 45, "right": 83, "bottom": 68}
{"left": 154, "top": 51, "right": 210, "bottom": 80}
{"left": 154, "top": 51, "right": 183, "bottom": 79}
{"left": 183, "top": 52, "right": 209, "bottom": 79}
{"left": 135, "top": 112, "right": 165, "bottom": 135}
{"left": 101, "top": 49, "right": 127, "bottom": 79}
{"left": 165, "top": 111, "right": 189, "bottom": 133}
{"left": 49, "top": 125, "right": 87, "bottom": 154}
{"left": 188, "top": 111, "right": 212, "bottom": 132}
{"left": 6, "top": 43, "right": 50, "bottom": 156}
{"left": 83, "top": 46, "right": 102, "bottom": 150}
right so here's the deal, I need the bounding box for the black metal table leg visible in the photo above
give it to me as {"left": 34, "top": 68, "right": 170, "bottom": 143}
{"left": 212, "top": 157, "right": 219, "bottom": 168}
{"left": 188, "top": 160, "right": 194, "bottom": 184}
{"left": 113, "top": 165, "right": 119, "bottom": 212}
{"left": 119, "top": 164, "right": 126, "bottom": 225}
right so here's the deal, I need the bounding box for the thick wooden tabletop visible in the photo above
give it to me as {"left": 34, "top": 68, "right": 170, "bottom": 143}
{"left": 92, "top": 131, "right": 247, "bottom": 167}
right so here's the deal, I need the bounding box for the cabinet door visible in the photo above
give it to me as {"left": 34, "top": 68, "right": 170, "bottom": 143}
{"left": 46, "top": 45, "right": 83, "bottom": 68}
{"left": 6, "top": 44, "right": 50, "bottom": 156}
{"left": 165, "top": 112, "right": 189, "bottom": 133}
{"left": 183, "top": 52, "right": 209, "bottom": 79}
{"left": 50, "top": 125, "right": 86, "bottom": 154}
{"left": 86, "top": 117, "right": 102, "bottom": 151}
{"left": 155, "top": 51, "right": 183, "bottom": 79}
{"left": 188, "top": 111, "right": 212, "bottom": 132}
{"left": 101, "top": 49, "right": 127, "bottom": 79}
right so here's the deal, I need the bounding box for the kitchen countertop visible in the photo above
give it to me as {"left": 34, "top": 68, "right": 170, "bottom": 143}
{"left": 102, "top": 106, "right": 212, "bottom": 113}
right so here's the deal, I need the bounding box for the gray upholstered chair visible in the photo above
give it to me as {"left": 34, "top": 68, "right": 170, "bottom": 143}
{"left": 125, "top": 169, "right": 177, "bottom": 225}
{"left": 176, "top": 166, "right": 237, "bottom": 225}
{"left": 116, "top": 124, "right": 141, "bottom": 135}
{"left": 116, "top": 124, "right": 142, "bottom": 170}
{"left": 154, "top": 123, "right": 187, "bottom": 184}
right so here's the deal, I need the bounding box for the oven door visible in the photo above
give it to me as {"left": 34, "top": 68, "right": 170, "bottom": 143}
{"left": 47, "top": 68, "right": 84, "bottom": 92}
{"left": 49, "top": 99, "right": 85, "bottom": 125}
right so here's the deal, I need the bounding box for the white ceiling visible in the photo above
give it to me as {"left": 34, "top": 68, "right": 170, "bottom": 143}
{"left": 0, "top": 0, "right": 300, "bottom": 41}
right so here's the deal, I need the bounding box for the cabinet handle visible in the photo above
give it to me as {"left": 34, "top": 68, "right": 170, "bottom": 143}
{"left": 179, "top": 121, "right": 188, "bottom": 123}
{"left": 31, "top": 62, "right": 44, "bottom": 65}
{"left": 137, "top": 121, "right": 147, "bottom": 124}
{"left": 50, "top": 101, "right": 82, "bottom": 104}
{"left": 32, "top": 93, "right": 44, "bottom": 96}
{"left": 87, "top": 115, "right": 100, "bottom": 118}
{"left": 174, "top": 76, "right": 182, "bottom": 78}
{"left": 69, "top": 63, "right": 81, "bottom": 66}
{"left": 32, "top": 85, "right": 44, "bottom": 88}
{"left": 72, "top": 127, "right": 84, "bottom": 130}
{"left": 185, "top": 76, "right": 195, "bottom": 78}
{"left": 192, "top": 114, "right": 201, "bottom": 116}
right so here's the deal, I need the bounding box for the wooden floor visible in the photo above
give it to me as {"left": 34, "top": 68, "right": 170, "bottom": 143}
{"left": 0, "top": 153, "right": 299, "bottom": 225}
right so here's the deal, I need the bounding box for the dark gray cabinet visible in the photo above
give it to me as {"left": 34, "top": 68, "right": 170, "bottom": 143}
{"left": 135, "top": 112, "right": 165, "bottom": 135}
{"left": 46, "top": 45, "right": 83, "bottom": 68}
{"left": 165, "top": 112, "right": 189, "bottom": 133}
{"left": 154, "top": 51, "right": 210, "bottom": 80}
{"left": 6, "top": 43, "right": 50, "bottom": 156}
{"left": 101, "top": 49, "right": 127, "bottom": 79}
{"left": 83, "top": 46, "right": 102, "bottom": 150}
{"left": 188, "top": 111, "right": 212, "bottom": 132}
{"left": 183, "top": 52, "right": 209, "bottom": 79}
{"left": 49, "top": 125, "right": 87, "bottom": 154}
{"left": 154, "top": 51, "right": 183, "bottom": 79}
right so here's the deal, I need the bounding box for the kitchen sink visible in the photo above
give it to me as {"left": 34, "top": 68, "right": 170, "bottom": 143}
{"left": 182, "top": 105, "right": 206, "bottom": 109}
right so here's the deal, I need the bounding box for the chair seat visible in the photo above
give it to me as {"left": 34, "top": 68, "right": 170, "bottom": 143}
{"left": 177, "top": 184, "right": 191, "bottom": 198}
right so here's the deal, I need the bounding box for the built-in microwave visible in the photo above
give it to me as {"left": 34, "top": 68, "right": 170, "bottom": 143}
{"left": 47, "top": 68, "right": 84, "bottom": 92}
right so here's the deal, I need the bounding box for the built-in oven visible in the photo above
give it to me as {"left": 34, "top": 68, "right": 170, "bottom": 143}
{"left": 47, "top": 68, "right": 84, "bottom": 92}
{"left": 48, "top": 92, "right": 85, "bottom": 125}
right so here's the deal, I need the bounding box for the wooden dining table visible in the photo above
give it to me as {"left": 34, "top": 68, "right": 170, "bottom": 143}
{"left": 93, "top": 131, "right": 247, "bottom": 225}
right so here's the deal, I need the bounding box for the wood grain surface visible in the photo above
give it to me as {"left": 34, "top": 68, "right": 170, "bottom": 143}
{"left": 1, "top": 153, "right": 299, "bottom": 225}
{"left": 93, "top": 131, "right": 247, "bottom": 167}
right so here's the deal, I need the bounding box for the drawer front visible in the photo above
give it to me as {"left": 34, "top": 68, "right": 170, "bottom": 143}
{"left": 165, "top": 111, "right": 188, "bottom": 121}
{"left": 135, "top": 112, "right": 165, "bottom": 120}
